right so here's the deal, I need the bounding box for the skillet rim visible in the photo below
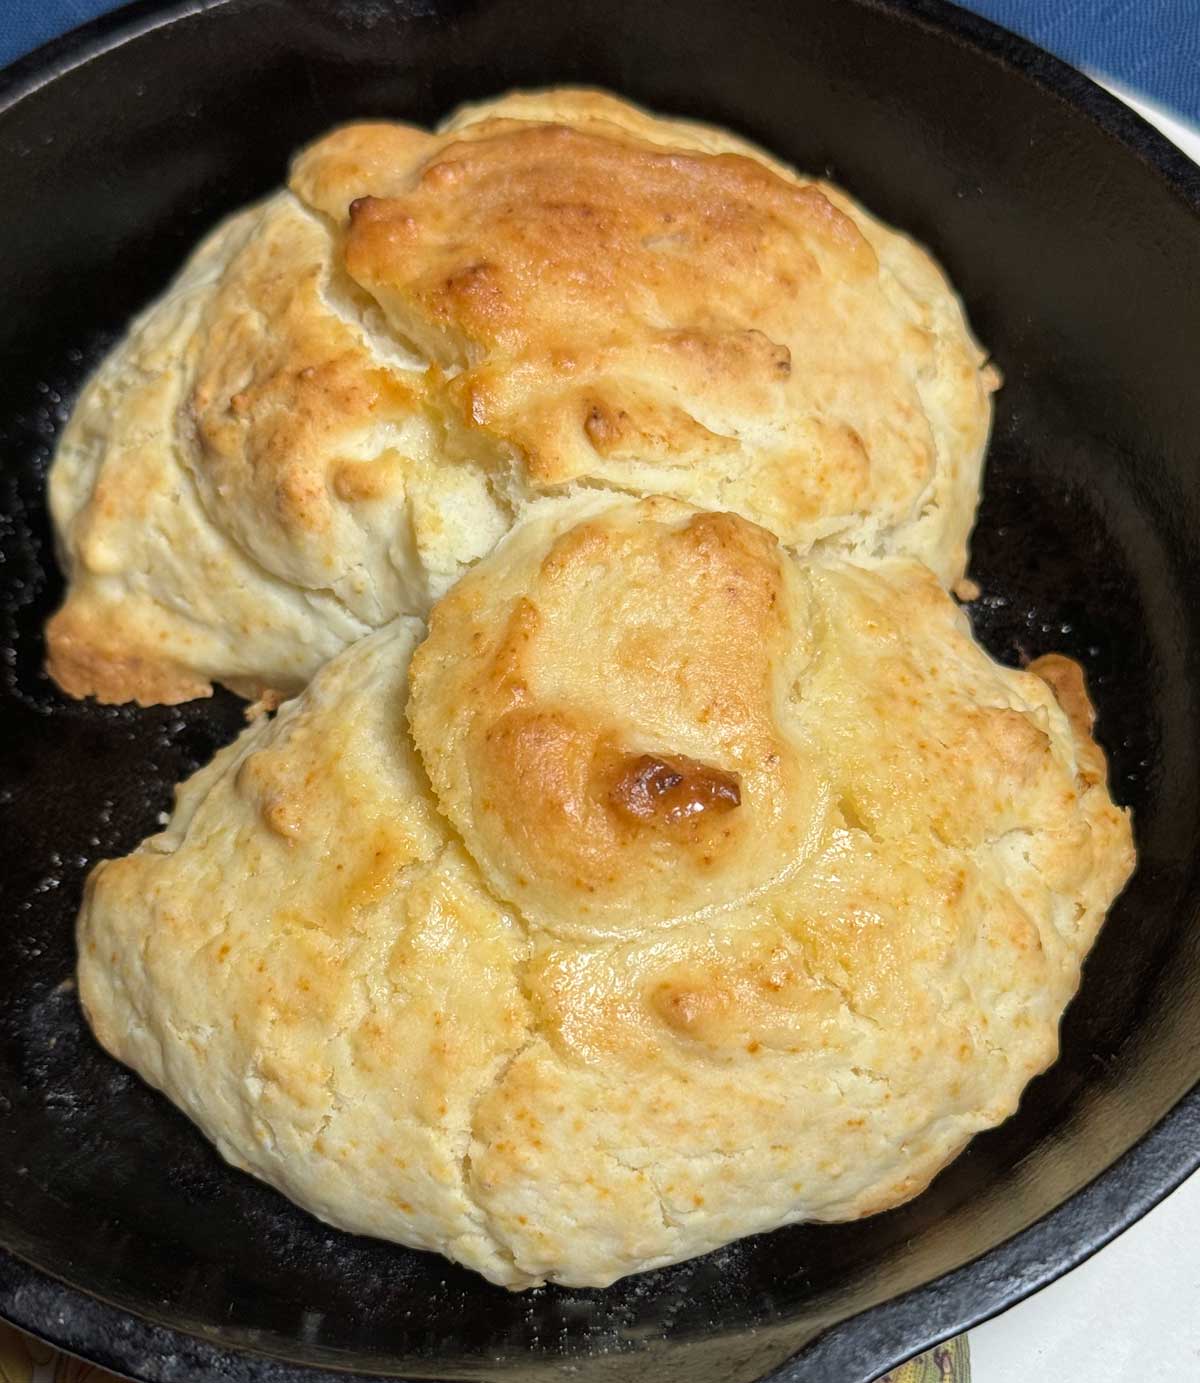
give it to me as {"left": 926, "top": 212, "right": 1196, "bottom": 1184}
{"left": 0, "top": 0, "right": 1197, "bottom": 1379}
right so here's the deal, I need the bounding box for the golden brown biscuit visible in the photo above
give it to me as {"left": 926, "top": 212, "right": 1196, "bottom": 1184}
{"left": 46, "top": 194, "right": 506, "bottom": 705}
{"left": 49, "top": 88, "right": 994, "bottom": 705}
{"left": 78, "top": 498, "right": 1132, "bottom": 1287}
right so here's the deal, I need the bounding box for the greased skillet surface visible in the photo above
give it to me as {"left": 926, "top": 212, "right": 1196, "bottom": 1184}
{"left": 1, "top": 1, "right": 1199, "bottom": 1381}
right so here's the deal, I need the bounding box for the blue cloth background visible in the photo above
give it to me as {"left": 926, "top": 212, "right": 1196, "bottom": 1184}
{"left": 1, "top": 1, "right": 1197, "bottom": 123}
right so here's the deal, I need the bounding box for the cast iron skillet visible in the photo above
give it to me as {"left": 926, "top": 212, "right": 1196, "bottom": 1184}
{"left": 1, "top": 1, "right": 1199, "bottom": 1379}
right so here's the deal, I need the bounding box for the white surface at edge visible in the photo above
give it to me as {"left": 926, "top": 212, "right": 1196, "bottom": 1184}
{"left": 969, "top": 80, "right": 1200, "bottom": 1382}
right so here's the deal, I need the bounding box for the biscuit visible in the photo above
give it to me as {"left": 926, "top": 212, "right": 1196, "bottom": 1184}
{"left": 49, "top": 89, "right": 994, "bottom": 705}
{"left": 78, "top": 498, "right": 1131, "bottom": 1287}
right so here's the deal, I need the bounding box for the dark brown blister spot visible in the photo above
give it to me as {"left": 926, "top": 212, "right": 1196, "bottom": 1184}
{"left": 610, "top": 753, "right": 741, "bottom": 828}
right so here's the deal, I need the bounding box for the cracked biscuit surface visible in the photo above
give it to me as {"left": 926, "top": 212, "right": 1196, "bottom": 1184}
{"left": 77, "top": 497, "right": 1133, "bottom": 1288}
{"left": 48, "top": 87, "right": 994, "bottom": 706}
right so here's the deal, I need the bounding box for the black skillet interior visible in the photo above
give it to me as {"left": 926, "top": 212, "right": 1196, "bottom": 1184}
{"left": 1, "top": 1, "right": 1199, "bottom": 1381}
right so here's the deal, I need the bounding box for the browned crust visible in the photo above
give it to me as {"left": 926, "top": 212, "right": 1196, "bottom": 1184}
{"left": 45, "top": 604, "right": 213, "bottom": 707}
{"left": 1029, "top": 652, "right": 1105, "bottom": 786}
{"left": 235, "top": 685, "right": 289, "bottom": 718}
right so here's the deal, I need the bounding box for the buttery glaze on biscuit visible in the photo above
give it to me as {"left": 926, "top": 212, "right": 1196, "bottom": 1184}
{"left": 78, "top": 498, "right": 1133, "bottom": 1287}
{"left": 48, "top": 88, "right": 994, "bottom": 705}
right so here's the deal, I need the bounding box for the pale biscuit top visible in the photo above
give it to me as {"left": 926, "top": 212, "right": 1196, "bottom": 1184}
{"left": 48, "top": 88, "right": 994, "bottom": 706}
{"left": 78, "top": 498, "right": 1132, "bottom": 1287}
